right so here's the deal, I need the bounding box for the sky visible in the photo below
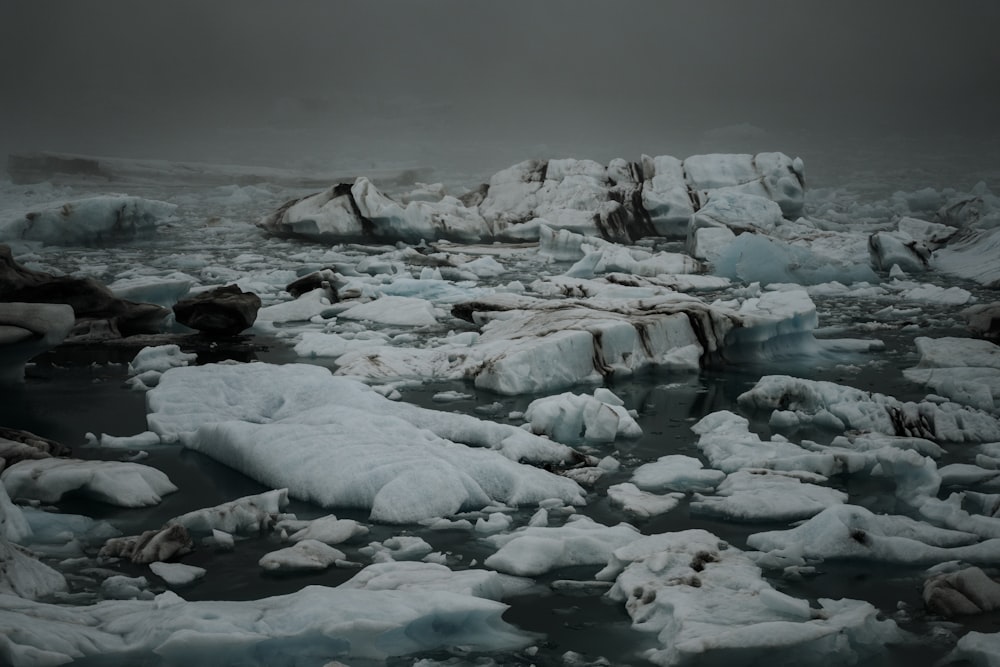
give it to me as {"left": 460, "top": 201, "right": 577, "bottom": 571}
{"left": 0, "top": 1, "right": 997, "bottom": 175}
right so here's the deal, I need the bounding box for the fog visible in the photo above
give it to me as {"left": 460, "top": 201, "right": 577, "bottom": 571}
{"left": 1, "top": 1, "right": 997, "bottom": 181}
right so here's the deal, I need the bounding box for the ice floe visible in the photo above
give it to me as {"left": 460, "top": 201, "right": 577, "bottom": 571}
{"left": 483, "top": 515, "right": 640, "bottom": 576}
{"left": 1, "top": 458, "right": 177, "bottom": 508}
{"left": 146, "top": 362, "right": 585, "bottom": 522}
{"left": 0, "top": 585, "right": 532, "bottom": 666}
{"left": 738, "top": 375, "right": 1000, "bottom": 442}
{"left": 597, "top": 529, "right": 901, "bottom": 666}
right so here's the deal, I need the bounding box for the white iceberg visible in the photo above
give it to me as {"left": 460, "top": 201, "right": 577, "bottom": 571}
{"left": 1, "top": 458, "right": 177, "bottom": 508}
{"left": 596, "top": 529, "right": 901, "bottom": 667}
{"left": 0, "top": 194, "right": 177, "bottom": 245}
{"left": 146, "top": 363, "right": 584, "bottom": 523}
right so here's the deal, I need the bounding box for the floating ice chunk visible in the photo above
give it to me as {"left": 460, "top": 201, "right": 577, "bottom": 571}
{"left": 147, "top": 363, "right": 586, "bottom": 523}
{"left": 874, "top": 448, "right": 941, "bottom": 508}
{"left": 746, "top": 504, "right": 1000, "bottom": 567}
{"left": 149, "top": 562, "right": 206, "bottom": 587}
{"left": 341, "top": 561, "right": 532, "bottom": 599}
{"left": 293, "top": 330, "right": 389, "bottom": 358}
{"left": 631, "top": 455, "right": 726, "bottom": 493}
{"left": 923, "top": 566, "right": 1000, "bottom": 616}
{"left": 0, "top": 302, "right": 75, "bottom": 385}
{"left": 475, "top": 512, "right": 513, "bottom": 534}
{"left": 827, "top": 432, "right": 944, "bottom": 458}
{"left": 523, "top": 388, "right": 641, "bottom": 445}
{"left": 483, "top": 515, "right": 640, "bottom": 576}
{"left": 255, "top": 287, "right": 334, "bottom": 323}
{"left": 566, "top": 242, "right": 701, "bottom": 279}
{"left": 0, "top": 584, "right": 532, "bottom": 666}
{"left": 108, "top": 272, "right": 196, "bottom": 308}
{"left": 21, "top": 506, "right": 118, "bottom": 553}
{"left": 895, "top": 282, "right": 973, "bottom": 306}
{"left": 100, "top": 524, "right": 193, "bottom": 564}
{"left": 597, "top": 529, "right": 899, "bottom": 667}
{"left": 259, "top": 178, "right": 492, "bottom": 243}
{"left": 284, "top": 514, "right": 368, "bottom": 545}
{"left": 361, "top": 536, "right": 433, "bottom": 563}
{"left": 918, "top": 494, "right": 1000, "bottom": 540}
{"left": 690, "top": 470, "right": 847, "bottom": 522}
{"left": 457, "top": 290, "right": 819, "bottom": 395}
{"left": 868, "top": 230, "right": 931, "bottom": 273}
{"left": 0, "top": 482, "right": 31, "bottom": 543}
{"left": 942, "top": 631, "right": 1000, "bottom": 667}
{"left": 127, "top": 344, "right": 196, "bottom": 390}
{"left": 710, "top": 232, "right": 878, "bottom": 286}
{"left": 459, "top": 256, "right": 506, "bottom": 278}
{"left": 259, "top": 539, "right": 346, "bottom": 572}
{"left": 606, "top": 483, "right": 683, "bottom": 518}
{"left": 538, "top": 224, "right": 595, "bottom": 261}
{"left": 939, "top": 463, "right": 1000, "bottom": 491}
{"left": 338, "top": 295, "right": 439, "bottom": 327}
{"left": 738, "top": 375, "right": 1000, "bottom": 442}
{"left": 934, "top": 226, "right": 1000, "bottom": 287}
{"left": 352, "top": 177, "right": 491, "bottom": 243}
{"left": 170, "top": 489, "right": 289, "bottom": 536}
{"left": 209, "top": 529, "right": 234, "bottom": 551}
{"left": 904, "top": 337, "right": 1000, "bottom": 412}
{"left": 691, "top": 410, "right": 855, "bottom": 476}
{"left": 0, "top": 194, "right": 176, "bottom": 245}
{"left": 95, "top": 431, "right": 162, "bottom": 449}
{"left": 1, "top": 458, "right": 177, "bottom": 508}
{"left": 0, "top": 539, "right": 67, "bottom": 599}
{"left": 100, "top": 574, "right": 152, "bottom": 600}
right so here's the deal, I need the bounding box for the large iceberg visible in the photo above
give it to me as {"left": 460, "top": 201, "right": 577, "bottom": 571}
{"left": 259, "top": 152, "right": 805, "bottom": 244}
{"left": 0, "top": 194, "right": 177, "bottom": 245}
{"left": 597, "top": 529, "right": 902, "bottom": 666}
{"left": 0, "top": 585, "right": 531, "bottom": 666}
{"left": 146, "top": 362, "right": 586, "bottom": 523}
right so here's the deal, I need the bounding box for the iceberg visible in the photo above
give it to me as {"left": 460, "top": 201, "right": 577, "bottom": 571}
{"left": 597, "top": 529, "right": 901, "bottom": 666}
{"left": 146, "top": 363, "right": 585, "bottom": 523}
{"left": 0, "top": 194, "right": 177, "bottom": 246}
{"left": 0, "top": 585, "right": 532, "bottom": 666}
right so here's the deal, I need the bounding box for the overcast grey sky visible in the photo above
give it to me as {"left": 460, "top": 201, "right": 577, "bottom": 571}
{"left": 1, "top": 1, "right": 997, "bottom": 170}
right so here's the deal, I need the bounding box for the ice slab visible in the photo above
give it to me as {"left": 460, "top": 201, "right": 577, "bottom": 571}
{"left": 0, "top": 584, "right": 531, "bottom": 666}
{"left": 904, "top": 336, "right": 1000, "bottom": 412}
{"left": 523, "top": 388, "right": 641, "bottom": 445}
{"left": 690, "top": 470, "right": 847, "bottom": 522}
{"left": 1, "top": 458, "right": 177, "bottom": 508}
{"left": 746, "top": 504, "right": 1000, "bottom": 567}
{"left": 483, "top": 515, "right": 640, "bottom": 576}
{"left": 146, "top": 363, "right": 584, "bottom": 523}
{"left": 738, "top": 375, "right": 1000, "bottom": 442}
{"left": 597, "top": 529, "right": 900, "bottom": 667}
{"left": 0, "top": 302, "right": 75, "bottom": 385}
{"left": 631, "top": 455, "right": 725, "bottom": 493}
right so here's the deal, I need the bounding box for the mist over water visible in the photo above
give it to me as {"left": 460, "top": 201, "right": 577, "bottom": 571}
{"left": 1, "top": 1, "right": 997, "bottom": 185}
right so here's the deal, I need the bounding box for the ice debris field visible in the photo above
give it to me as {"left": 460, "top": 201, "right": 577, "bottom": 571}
{"left": 1, "top": 149, "right": 1000, "bottom": 666}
